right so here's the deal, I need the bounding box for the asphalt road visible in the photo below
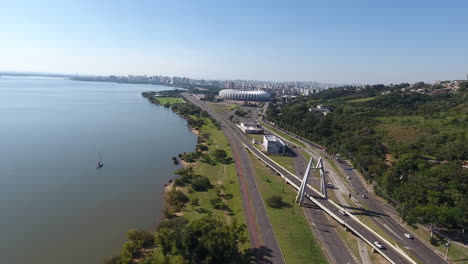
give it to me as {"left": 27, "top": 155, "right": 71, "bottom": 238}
{"left": 261, "top": 119, "right": 447, "bottom": 264}
{"left": 183, "top": 94, "right": 285, "bottom": 264}
{"left": 184, "top": 94, "right": 410, "bottom": 264}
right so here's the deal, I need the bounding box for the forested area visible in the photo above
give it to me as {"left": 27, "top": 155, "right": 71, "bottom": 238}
{"left": 266, "top": 82, "right": 468, "bottom": 229}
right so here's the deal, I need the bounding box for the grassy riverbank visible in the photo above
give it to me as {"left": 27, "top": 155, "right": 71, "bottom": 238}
{"left": 178, "top": 117, "right": 248, "bottom": 232}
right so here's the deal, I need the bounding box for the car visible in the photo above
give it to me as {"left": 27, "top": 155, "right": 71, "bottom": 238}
{"left": 347, "top": 176, "right": 351, "bottom": 179}
{"left": 339, "top": 209, "right": 347, "bottom": 216}
{"left": 374, "top": 241, "right": 384, "bottom": 249}
{"left": 404, "top": 233, "right": 413, "bottom": 239}
{"left": 361, "top": 194, "right": 367, "bottom": 199}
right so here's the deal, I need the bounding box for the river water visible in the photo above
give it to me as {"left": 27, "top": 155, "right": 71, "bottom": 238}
{"left": 0, "top": 76, "right": 197, "bottom": 264}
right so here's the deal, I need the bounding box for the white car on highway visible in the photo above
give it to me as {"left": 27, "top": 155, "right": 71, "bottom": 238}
{"left": 339, "top": 209, "right": 347, "bottom": 216}
{"left": 374, "top": 241, "right": 384, "bottom": 249}
{"left": 404, "top": 233, "right": 413, "bottom": 239}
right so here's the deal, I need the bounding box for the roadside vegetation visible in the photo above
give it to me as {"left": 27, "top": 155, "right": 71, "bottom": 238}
{"left": 106, "top": 101, "right": 250, "bottom": 264}
{"left": 266, "top": 83, "right": 468, "bottom": 235}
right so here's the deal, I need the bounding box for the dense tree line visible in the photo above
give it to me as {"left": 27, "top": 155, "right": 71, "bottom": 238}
{"left": 106, "top": 217, "right": 247, "bottom": 264}
{"left": 266, "top": 83, "right": 468, "bottom": 229}
{"left": 171, "top": 103, "right": 220, "bottom": 130}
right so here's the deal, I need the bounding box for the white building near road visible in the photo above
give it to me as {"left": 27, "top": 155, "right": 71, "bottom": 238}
{"left": 309, "top": 104, "right": 331, "bottom": 115}
{"left": 263, "top": 135, "right": 286, "bottom": 154}
{"left": 239, "top": 123, "right": 264, "bottom": 134}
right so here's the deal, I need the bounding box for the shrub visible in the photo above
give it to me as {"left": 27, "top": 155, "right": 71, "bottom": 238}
{"left": 181, "top": 152, "right": 200, "bottom": 162}
{"left": 197, "top": 144, "right": 209, "bottom": 152}
{"left": 190, "top": 197, "right": 200, "bottom": 209}
{"left": 120, "top": 240, "right": 142, "bottom": 264}
{"left": 174, "top": 178, "right": 185, "bottom": 187}
{"left": 166, "top": 188, "right": 189, "bottom": 211}
{"left": 127, "top": 229, "right": 155, "bottom": 248}
{"left": 212, "top": 149, "right": 228, "bottom": 163}
{"left": 210, "top": 197, "right": 225, "bottom": 210}
{"left": 191, "top": 176, "right": 212, "bottom": 191}
{"left": 163, "top": 205, "right": 175, "bottom": 218}
{"left": 175, "top": 166, "right": 193, "bottom": 176}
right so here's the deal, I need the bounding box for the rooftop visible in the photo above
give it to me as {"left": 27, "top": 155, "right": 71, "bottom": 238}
{"left": 264, "top": 135, "right": 282, "bottom": 143}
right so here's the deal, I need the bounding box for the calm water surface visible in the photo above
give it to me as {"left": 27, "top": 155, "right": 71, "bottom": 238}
{"left": 0, "top": 76, "right": 196, "bottom": 264}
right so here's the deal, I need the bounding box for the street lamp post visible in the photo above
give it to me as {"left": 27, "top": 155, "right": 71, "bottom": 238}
{"left": 445, "top": 241, "right": 450, "bottom": 260}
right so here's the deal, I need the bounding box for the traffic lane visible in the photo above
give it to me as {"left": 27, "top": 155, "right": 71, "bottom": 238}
{"left": 344, "top": 168, "right": 445, "bottom": 264}
{"left": 379, "top": 215, "right": 445, "bottom": 264}
{"left": 303, "top": 205, "right": 356, "bottom": 264}
{"left": 229, "top": 131, "right": 285, "bottom": 263}
{"left": 313, "top": 197, "right": 411, "bottom": 264}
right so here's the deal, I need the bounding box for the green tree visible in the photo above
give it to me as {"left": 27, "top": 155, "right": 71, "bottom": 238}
{"left": 166, "top": 188, "right": 189, "bottom": 212}
{"left": 212, "top": 149, "right": 228, "bottom": 163}
{"left": 190, "top": 197, "right": 200, "bottom": 210}
{"left": 191, "top": 176, "right": 212, "bottom": 191}
{"left": 127, "top": 229, "right": 154, "bottom": 248}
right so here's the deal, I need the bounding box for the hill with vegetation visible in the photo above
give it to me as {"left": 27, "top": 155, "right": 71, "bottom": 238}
{"left": 266, "top": 82, "right": 468, "bottom": 230}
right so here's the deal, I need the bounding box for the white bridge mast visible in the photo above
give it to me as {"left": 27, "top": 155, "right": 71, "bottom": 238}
{"left": 295, "top": 156, "right": 327, "bottom": 205}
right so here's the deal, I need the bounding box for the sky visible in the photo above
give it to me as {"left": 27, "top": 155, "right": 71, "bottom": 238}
{"left": 0, "top": 0, "right": 467, "bottom": 84}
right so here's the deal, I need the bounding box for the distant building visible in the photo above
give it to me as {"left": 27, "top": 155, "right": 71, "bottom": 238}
{"left": 239, "top": 123, "right": 264, "bottom": 134}
{"left": 309, "top": 104, "right": 331, "bottom": 115}
{"left": 263, "top": 135, "right": 286, "bottom": 154}
{"left": 462, "top": 161, "right": 468, "bottom": 169}
{"left": 219, "top": 89, "right": 270, "bottom": 101}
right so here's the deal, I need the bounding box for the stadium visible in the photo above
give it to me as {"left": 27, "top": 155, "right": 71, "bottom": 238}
{"left": 218, "top": 89, "right": 270, "bottom": 101}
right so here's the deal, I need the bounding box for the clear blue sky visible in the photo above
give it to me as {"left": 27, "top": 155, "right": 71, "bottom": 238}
{"left": 1, "top": 0, "right": 467, "bottom": 83}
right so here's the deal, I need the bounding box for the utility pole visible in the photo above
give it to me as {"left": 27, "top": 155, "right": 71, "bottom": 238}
{"left": 445, "top": 241, "right": 450, "bottom": 260}
{"left": 282, "top": 177, "right": 285, "bottom": 193}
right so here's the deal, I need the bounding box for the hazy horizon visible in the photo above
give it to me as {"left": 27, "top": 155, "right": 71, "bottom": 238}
{"left": 1, "top": 0, "right": 467, "bottom": 84}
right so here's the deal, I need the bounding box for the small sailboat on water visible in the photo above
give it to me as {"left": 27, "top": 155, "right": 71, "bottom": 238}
{"left": 96, "top": 152, "right": 104, "bottom": 169}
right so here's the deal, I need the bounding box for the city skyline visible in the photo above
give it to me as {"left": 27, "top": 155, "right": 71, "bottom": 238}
{"left": 1, "top": 0, "right": 467, "bottom": 84}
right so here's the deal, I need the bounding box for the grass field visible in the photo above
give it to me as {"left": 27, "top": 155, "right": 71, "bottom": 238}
{"left": 347, "top": 97, "right": 376, "bottom": 103}
{"left": 155, "top": 97, "right": 185, "bottom": 105}
{"left": 175, "top": 117, "right": 249, "bottom": 248}
{"left": 268, "top": 154, "right": 296, "bottom": 174}
{"left": 377, "top": 123, "right": 428, "bottom": 144}
{"left": 250, "top": 153, "right": 329, "bottom": 264}
{"left": 207, "top": 102, "right": 240, "bottom": 113}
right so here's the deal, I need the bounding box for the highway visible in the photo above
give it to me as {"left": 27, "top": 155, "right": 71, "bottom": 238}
{"left": 182, "top": 94, "right": 414, "bottom": 264}
{"left": 260, "top": 115, "right": 447, "bottom": 264}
